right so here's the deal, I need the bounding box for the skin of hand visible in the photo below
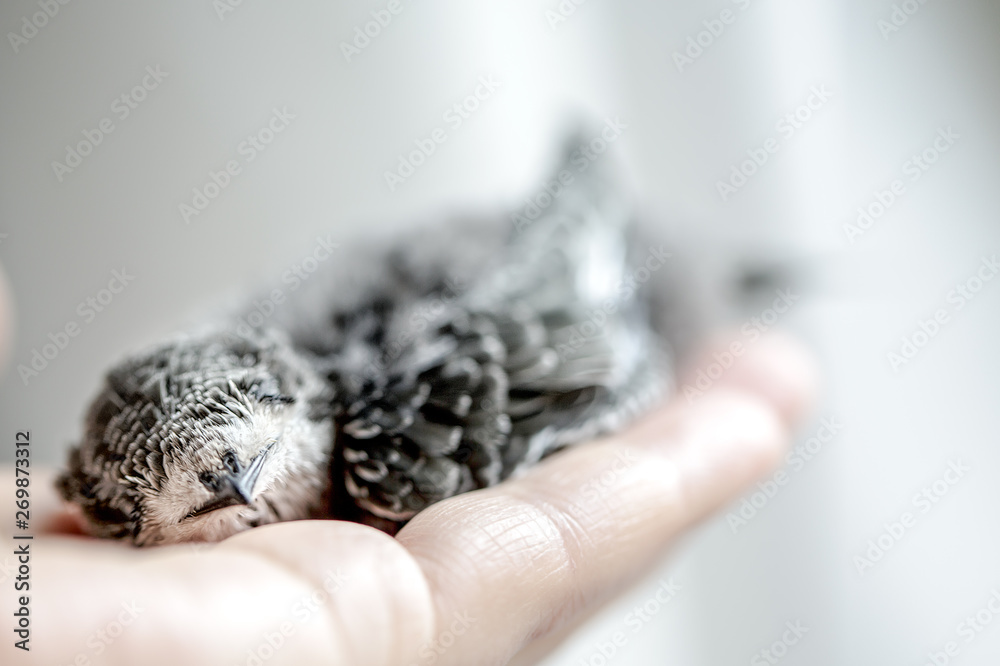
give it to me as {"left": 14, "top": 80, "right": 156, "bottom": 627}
{"left": 0, "top": 272, "right": 818, "bottom": 666}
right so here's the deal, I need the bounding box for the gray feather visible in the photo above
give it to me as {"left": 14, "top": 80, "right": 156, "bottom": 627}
{"left": 57, "top": 134, "right": 672, "bottom": 544}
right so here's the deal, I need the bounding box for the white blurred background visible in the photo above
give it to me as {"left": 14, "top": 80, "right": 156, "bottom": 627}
{"left": 1, "top": 1, "right": 999, "bottom": 664}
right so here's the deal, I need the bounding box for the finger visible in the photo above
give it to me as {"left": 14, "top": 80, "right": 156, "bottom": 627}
{"left": 3, "top": 472, "right": 434, "bottom": 665}
{"left": 4, "top": 519, "right": 437, "bottom": 666}
{"left": 680, "top": 329, "right": 819, "bottom": 428}
{"left": 397, "top": 334, "right": 814, "bottom": 665}
{"left": 399, "top": 392, "right": 785, "bottom": 665}
{"left": 5, "top": 473, "right": 435, "bottom": 664}
{"left": 6, "top": 334, "right": 814, "bottom": 666}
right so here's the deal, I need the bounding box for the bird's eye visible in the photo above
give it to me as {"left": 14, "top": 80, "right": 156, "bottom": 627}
{"left": 259, "top": 393, "right": 295, "bottom": 404}
{"left": 222, "top": 451, "right": 240, "bottom": 473}
{"left": 244, "top": 377, "right": 295, "bottom": 404}
{"left": 199, "top": 471, "right": 221, "bottom": 491}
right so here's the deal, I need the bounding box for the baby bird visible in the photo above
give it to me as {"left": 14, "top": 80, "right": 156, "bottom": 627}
{"left": 57, "top": 331, "right": 335, "bottom": 545}
{"left": 57, "top": 142, "right": 671, "bottom": 546}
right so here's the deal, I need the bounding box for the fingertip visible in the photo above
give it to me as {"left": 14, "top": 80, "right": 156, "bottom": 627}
{"left": 732, "top": 332, "right": 820, "bottom": 428}
{"left": 682, "top": 331, "right": 820, "bottom": 429}
{"left": 701, "top": 388, "right": 789, "bottom": 480}
{"left": 650, "top": 389, "right": 790, "bottom": 518}
{"left": 41, "top": 505, "right": 89, "bottom": 536}
{"left": 222, "top": 519, "right": 437, "bottom": 666}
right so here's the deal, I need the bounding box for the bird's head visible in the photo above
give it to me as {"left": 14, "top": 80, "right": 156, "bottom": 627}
{"left": 57, "top": 330, "right": 334, "bottom": 546}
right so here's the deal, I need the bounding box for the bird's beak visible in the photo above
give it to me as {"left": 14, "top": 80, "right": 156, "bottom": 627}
{"left": 188, "top": 443, "right": 274, "bottom": 518}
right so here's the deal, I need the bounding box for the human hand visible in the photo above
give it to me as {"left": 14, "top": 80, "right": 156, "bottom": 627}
{"left": 0, "top": 261, "right": 816, "bottom": 665}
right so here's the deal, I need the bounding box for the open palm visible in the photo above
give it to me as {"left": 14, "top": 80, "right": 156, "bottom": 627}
{"left": 1, "top": 334, "right": 814, "bottom": 666}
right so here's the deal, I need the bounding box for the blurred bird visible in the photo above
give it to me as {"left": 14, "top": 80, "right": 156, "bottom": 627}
{"left": 57, "top": 139, "right": 672, "bottom": 546}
